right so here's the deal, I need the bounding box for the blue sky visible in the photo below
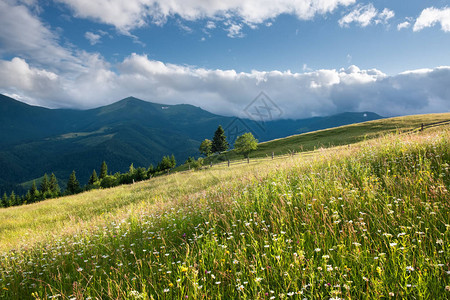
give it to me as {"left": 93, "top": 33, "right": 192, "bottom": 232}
{"left": 0, "top": 0, "right": 449, "bottom": 118}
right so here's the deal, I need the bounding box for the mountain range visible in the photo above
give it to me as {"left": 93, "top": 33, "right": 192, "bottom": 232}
{"left": 0, "top": 94, "right": 382, "bottom": 194}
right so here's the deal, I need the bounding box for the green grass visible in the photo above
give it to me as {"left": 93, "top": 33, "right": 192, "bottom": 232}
{"left": 0, "top": 118, "right": 449, "bottom": 299}
{"left": 187, "top": 113, "right": 450, "bottom": 168}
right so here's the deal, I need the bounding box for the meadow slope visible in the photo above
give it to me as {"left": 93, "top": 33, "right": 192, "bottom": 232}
{"left": 0, "top": 125, "right": 449, "bottom": 299}
{"left": 202, "top": 113, "right": 450, "bottom": 165}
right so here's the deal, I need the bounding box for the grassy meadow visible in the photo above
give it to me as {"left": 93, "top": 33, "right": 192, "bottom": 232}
{"left": 200, "top": 113, "right": 450, "bottom": 165}
{"left": 0, "top": 118, "right": 449, "bottom": 299}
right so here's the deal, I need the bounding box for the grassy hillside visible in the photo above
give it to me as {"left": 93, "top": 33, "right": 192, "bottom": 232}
{"left": 200, "top": 113, "right": 450, "bottom": 165}
{"left": 1, "top": 94, "right": 381, "bottom": 194}
{"left": 0, "top": 121, "right": 449, "bottom": 299}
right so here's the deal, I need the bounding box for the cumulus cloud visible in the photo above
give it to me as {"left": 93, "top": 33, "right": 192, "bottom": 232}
{"left": 54, "top": 0, "right": 356, "bottom": 33}
{"left": 413, "top": 7, "right": 450, "bottom": 32}
{"left": 1, "top": 53, "right": 448, "bottom": 118}
{"left": 0, "top": 1, "right": 81, "bottom": 71}
{"left": 339, "top": 3, "right": 394, "bottom": 28}
{"left": 0, "top": 57, "right": 60, "bottom": 104}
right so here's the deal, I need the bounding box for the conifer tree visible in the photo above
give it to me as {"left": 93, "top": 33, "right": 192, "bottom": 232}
{"left": 170, "top": 154, "right": 176, "bottom": 168}
{"left": 88, "top": 169, "right": 99, "bottom": 185}
{"left": 100, "top": 161, "right": 108, "bottom": 179}
{"left": 29, "top": 180, "right": 39, "bottom": 202}
{"left": 24, "top": 191, "right": 31, "bottom": 204}
{"left": 49, "top": 173, "right": 60, "bottom": 196}
{"left": 211, "top": 125, "right": 229, "bottom": 154}
{"left": 9, "top": 191, "right": 16, "bottom": 206}
{"left": 147, "top": 164, "right": 155, "bottom": 177}
{"left": 66, "top": 171, "right": 81, "bottom": 195}
{"left": 129, "top": 163, "right": 135, "bottom": 175}
{"left": 40, "top": 174, "right": 50, "bottom": 194}
{"left": 1, "top": 192, "right": 7, "bottom": 208}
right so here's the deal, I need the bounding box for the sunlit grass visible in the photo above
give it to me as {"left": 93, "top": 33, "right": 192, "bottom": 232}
{"left": 0, "top": 125, "right": 449, "bottom": 299}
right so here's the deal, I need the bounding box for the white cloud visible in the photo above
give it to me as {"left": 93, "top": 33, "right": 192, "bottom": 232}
{"left": 226, "top": 22, "right": 245, "bottom": 38}
{"left": 0, "top": 1, "right": 81, "bottom": 72}
{"left": 0, "top": 57, "right": 61, "bottom": 106}
{"left": 55, "top": 0, "right": 356, "bottom": 33}
{"left": 1, "top": 54, "right": 448, "bottom": 118}
{"left": 376, "top": 8, "right": 395, "bottom": 25}
{"left": 205, "top": 21, "right": 216, "bottom": 30}
{"left": 413, "top": 7, "right": 450, "bottom": 32}
{"left": 397, "top": 21, "right": 410, "bottom": 31}
{"left": 85, "top": 31, "right": 102, "bottom": 45}
{"left": 339, "top": 3, "right": 394, "bottom": 28}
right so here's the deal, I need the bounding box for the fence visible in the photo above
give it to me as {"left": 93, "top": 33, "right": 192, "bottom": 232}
{"left": 175, "top": 118, "right": 450, "bottom": 173}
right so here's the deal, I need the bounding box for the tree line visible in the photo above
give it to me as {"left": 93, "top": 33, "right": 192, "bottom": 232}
{"left": 1, "top": 125, "right": 258, "bottom": 209}
{"left": 0, "top": 155, "right": 176, "bottom": 208}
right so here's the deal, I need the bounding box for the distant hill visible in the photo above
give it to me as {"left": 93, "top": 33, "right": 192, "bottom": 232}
{"left": 0, "top": 94, "right": 382, "bottom": 193}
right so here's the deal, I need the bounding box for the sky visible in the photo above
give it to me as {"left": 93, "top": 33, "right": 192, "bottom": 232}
{"left": 0, "top": 0, "right": 449, "bottom": 119}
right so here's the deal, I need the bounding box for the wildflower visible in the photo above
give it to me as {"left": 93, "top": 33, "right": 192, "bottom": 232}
{"left": 163, "top": 289, "right": 170, "bottom": 293}
{"left": 314, "top": 248, "right": 321, "bottom": 252}
{"left": 436, "top": 239, "right": 443, "bottom": 245}
{"left": 255, "top": 277, "right": 263, "bottom": 283}
{"left": 76, "top": 267, "right": 83, "bottom": 272}
{"left": 389, "top": 242, "right": 397, "bottom": 247}
{"left": 215, "top": 281, "right": 221, "bottom": 285}
{"left": 180, "top": 266, "right": 188, "bottom": 272}
{"left": 363, "top": 276, "right": 369, "bottom": 282}
{"left": 389, "top": 292, "right": 394, "bottom": 296}
{"left": 406, "top": 266, "right": 414, "bottom": 272}
{"left": 168, "top": 283, "right": 174, "bottom": 287}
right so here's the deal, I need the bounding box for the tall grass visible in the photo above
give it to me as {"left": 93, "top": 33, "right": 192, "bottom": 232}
{"left": 0, "top": 127, "right": 449, "bottom": 299}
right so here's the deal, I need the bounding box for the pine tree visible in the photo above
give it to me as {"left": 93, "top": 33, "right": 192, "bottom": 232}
{"left": 40, "top": 174, "right": 50, "bottom": 195}
{"left": 170, "top": 154, "right": 176, "bottom": 168}
{"left": 100, "top": 161, "right": 108, "bottom": 179}
{"left": 24, "top": 191, "right": 31, "bottom": 204}
{"left": 1, "top": 192, "right": 7, "bottom": 208}
{"left": 129, "top": 163, "right": 135, "bottom": 175}
{"left": 9, "top": 191, "right": 16, "bottom": 206}
{"left": 49, "top": 173, "right": 60, "bottom": 197}
{"left": 29, "top": 180, "right": 39, "bottom": 202}
{"left": 88, "top": 169, "right": 99, "bottom": 185}
{"left": 211, "top": 125, "right": 229, "bottom": 154}
{"left": 66, "top": 171, "right": 81, "bottom": 195}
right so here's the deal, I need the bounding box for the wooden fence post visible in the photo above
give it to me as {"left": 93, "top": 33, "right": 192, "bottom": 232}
{"left": 228, "top": 160, "right": 230, "bottom": 167}
{"left": 421, "top": 123, "right": 424, "bottom": 131}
